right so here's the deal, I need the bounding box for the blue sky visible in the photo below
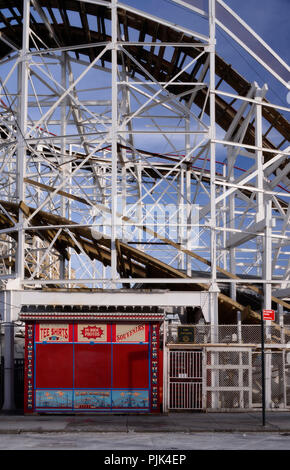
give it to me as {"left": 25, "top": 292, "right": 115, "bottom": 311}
{"left": 129, "top": 0, "right": 289, "bottom": 62}
{"left": 224, "top": 0, "right": 289, "bottom": 62}
{"left": 125, "top": 0, "right": 289, "bottom": 105}
{"left": 114, "top": 0, "right": 289, "bottom": 202}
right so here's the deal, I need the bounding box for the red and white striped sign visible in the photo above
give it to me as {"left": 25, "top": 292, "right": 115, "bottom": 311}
{"left": 263, "top": 309, "right": 275, "bottom": 321}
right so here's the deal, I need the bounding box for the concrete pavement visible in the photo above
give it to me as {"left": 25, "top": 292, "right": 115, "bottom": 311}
{"left": 0, "top": 411, "right": 290, "bottom": 434}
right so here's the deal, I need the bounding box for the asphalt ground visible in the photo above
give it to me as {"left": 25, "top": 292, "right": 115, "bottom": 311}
{"left": 0, "top": 410, "right": 290, "bottom": 434}
{"left": 1, "top": 430, "right": 290, "bottom": 451}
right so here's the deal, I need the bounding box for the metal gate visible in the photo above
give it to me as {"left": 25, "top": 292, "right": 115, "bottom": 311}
{"left": 204, "top": 347, "right": 253, "bottom": 410}
{"left": 168, "top": 349, "right": 203, "bottom": 410}
{"left": 166, "top": 346, "right": 290, "bottom": 411}
{"left": 0, "top": 357, "right": 24, "bottom": 410}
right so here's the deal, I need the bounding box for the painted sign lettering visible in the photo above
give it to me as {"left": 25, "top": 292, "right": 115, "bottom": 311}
{"left": 115, "top": 324, "right": 146, "bottom": 343}
{"left": 38, "top": 324, "right": 69, "bottom": 342}
{"left": 77, "top": 324, "right": 107, "bottom": 342}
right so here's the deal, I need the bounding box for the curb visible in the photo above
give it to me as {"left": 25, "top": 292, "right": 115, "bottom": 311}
{"left": 0, "top": 426, "right": 287, "bottom": 434}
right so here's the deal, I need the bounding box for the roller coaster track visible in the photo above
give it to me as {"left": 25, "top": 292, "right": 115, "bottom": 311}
{"left": 0, "top": 199, "right": 289, "bottom": 325}
{"left": 0, "top": 0, "right": 288, "bottom": 166}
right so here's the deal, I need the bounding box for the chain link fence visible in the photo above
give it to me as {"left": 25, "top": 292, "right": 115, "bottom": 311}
{"left": 204, "top": 347, "right": 252, "bottom": 410}
{"left": 166, "top": 323, "right": 290, "bottom": 345}
{"left": 252, "top": 350, "right": 289, "bottom": 410}
{"left": 166, "top": 324, "right": 290, "bottom": 411}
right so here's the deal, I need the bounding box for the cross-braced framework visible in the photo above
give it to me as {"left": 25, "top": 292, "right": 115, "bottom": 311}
{"left": 0, "top": 0, "right": 289, "bottom": 325}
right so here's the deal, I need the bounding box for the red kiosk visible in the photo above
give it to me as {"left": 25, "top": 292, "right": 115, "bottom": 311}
{"left": 20, "top": 306, "right": 164, "bottom": 414}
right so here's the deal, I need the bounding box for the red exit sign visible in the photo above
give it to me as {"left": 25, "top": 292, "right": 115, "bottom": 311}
{"left": 263, "top": 309, "right": 275, "bottom": 321}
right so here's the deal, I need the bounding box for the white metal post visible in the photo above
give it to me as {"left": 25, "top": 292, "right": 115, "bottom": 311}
{"left": 209, "top": 0, "right": 219, "bottom": 337}
{"left": 264, "top": 224, "right": 273, "bottom": 404}
{"left": 185, "top": 113, "right": 192, "bottom": 277}
{"left": 256, "top": 85, "right": 272, "bottom": 408}
{"left": 202, "top": 347, "right": 207, "bottom": 410}
{"left": 111, "top": 0, "right": 118, "bottom": 281}
{"left": 60, "top": 51, "right": 68, "bottom": 280}
{"left": 208, "top": 0, "right": 219, "bottom": 410}
{"left": 228, "top": 148, "right": 237, "bottom": 301}
{"left": 237, "top": 311, "right": 244, "bottom": 407}
{"left": 2, "top": 0, "right": 30, "bottom": 412}
{"left": 16, "top": 0, "right": 30, "bottom": 283}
